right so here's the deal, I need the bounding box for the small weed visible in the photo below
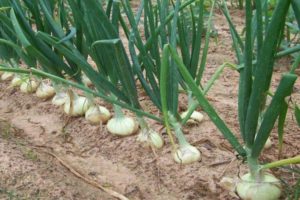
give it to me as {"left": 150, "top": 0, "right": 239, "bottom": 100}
{"left": 23, "top": 149, "right": 38, "bottom": 161}
{"left": 0, "top": 188, "right": 20, "bottom": 200}
{"left": 0, "top": 120, "right": 12, "bottom": 139}
{"left": 0, "top": 188, "right": 42, "bottom": 200}
{"left": 61, "top": 128, "right": 72, "bottom": 143}
{"left": 280, "top": 166, "right": 300, "bottom": 200}
{"left": 60, "top": 118, "right": 72, "bottom": 142}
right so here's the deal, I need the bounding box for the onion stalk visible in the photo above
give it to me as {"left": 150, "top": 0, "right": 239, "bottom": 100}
{"left": 257, "top": 113, "right": 273, "bottom": 150}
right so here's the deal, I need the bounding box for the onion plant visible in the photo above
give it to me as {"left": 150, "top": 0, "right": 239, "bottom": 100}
{"left": 0, "top": 0, "right": 161, "bottom": 121}
{"left": 65, "top": 0, "right": 143, "bottom": 136}
{"left": 121, "top": 0, "right": 216, "bottom": 123}
{"left": 44, "top": 0, "right": 163, "bottom": 140}
{"left": 0, "top": 0, "right": 167, "bottom": 147}
{"left": 0, "top": 1, "right": 26, "bottom": 68}
{"left": 160, "top": 0, "right": 300, "bottom": 199}
{"left": 0, "top": 0, "right": 262, "bottom": 159}
{"left": 119, "top": 0, "right": 232, "bottom": 161}
{"left": 65, "top": 0, "right": 220, "bottom": 147}
{"left": 1, "top": 3, "right": 299, "bottom": 199}
{"left": 0, "top": 0, "right": 88, "bottom": 101}
{"left": 293, "top": 0, "right": 300, "bottom": 28}
{"left": 0, "top": 0, "right": 225, "bottom": 153}
{"left": 277, "top": 0, "right": 300, "bottom": 63}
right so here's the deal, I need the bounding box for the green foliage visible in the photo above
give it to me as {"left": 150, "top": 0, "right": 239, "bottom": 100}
{"left": 292, "top": 0, "right": 300, "bottom": 28}
{"left": 295, "top": 105, "right": 300, "bottom": 127}
{"left": 160, "top": 44, "right": 246, "bottom": 156}
{"left": 0, "top": 0, "right": 298, "bottom": 176}
{"left": 220, "top": 0, "right": 297, "bottom": 153}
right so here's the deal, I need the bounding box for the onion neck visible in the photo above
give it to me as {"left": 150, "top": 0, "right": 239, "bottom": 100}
{"left": 247, "top": 157, "right": 262, "bottom": 180}
{"left": 246, "top": 112, "right": 267, "bottom": 180}
{"left": 137, "top": 116, "right": 149, "bottom": 130}
{"left": 113, "top": 104, "right": 125, "bottom": 119}
{"left": 85, "top": 92, "right": 94, "bottom": 105}
{"left": 181, "top": 90, "right": 198, "bottom": 125}
{"left": 170, "top": 115, "right": 189, "bottom": 147}
{"left": 245, "top": 145, "right": 263, "bottom": 181}
{"left": 53, "top": 83, "right": 65, "bottom": 94}
{"left": 187, "top": 90, "right": 193, "bottom": 107}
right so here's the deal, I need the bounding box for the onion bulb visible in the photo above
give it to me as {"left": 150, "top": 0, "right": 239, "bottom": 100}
{"left": 52, "top": 91, "right": 67, "bottom": 106}
{"left": 1, "top": 72, "right": 14, "bottom": 81}
{"left": 169, "top": 113, "right": 201, "bottom": 164}
{"left": 10, "top": 75, "right": 23, "bottom": 87}
{"left": 173, "top": 144, "right": 201, "bottom": 164}
{"left": 255, "top": 135, "right": 272, "bottom": 150}
{"left": 264, "top": 137, "right": 272, "bottom": 149}
{"left": 180, "top": 110, "right": 204, "bottom": 125}
{"left": 107, "top": 116, "right": 138, "bottom": 136}
{"left": 219, "top": 177, "right": 236, "bottom": 192}
{"left": 219, "top": 177, "right": 239, "bottom": 198}
{"left": 137, "top": 128, "right": 164, "bottom": 149}
{"left": 64, "top": 90, "right": 91, "bottom": 116}
{"left": 20, "top": 79, "right": 39, "bottom": 93}
{"left": 85, "top": 105, "right": 111, "bottom": 124}
{"left": 36, "top": 82, "right": 55, "bottom": 99}
{"left": 236, "top": 173, "right": 281, "bottom": 200}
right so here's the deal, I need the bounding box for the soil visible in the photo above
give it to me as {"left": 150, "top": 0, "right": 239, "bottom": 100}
{"left": 1, "top": 7, "right": 300, "bottom": 200}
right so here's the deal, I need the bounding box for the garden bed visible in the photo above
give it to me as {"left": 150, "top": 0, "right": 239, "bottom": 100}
{"left": 1, "top": 8, "right": 300, "bottom": 199}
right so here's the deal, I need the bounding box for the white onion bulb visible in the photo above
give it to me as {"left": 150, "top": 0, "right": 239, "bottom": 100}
{"left": 85, "top": 105, "right": 111, "bottom": 124}
{"left": 10, "top": 75, "right": 23, "bottom": 87}
{"left": 264, "top": 137, "right": 272, "bottom": 149}
{"left": 180, "top": 110, "right": 204, "bottom": 124}
{"left": 1, "top": 72, "right": 14, "bottom": 81}
{"left": 236, "top": 173, "right": 281, "bottom": 200}
{"left": 137, "top": 129, "right": 164, "bottom": 149}
{"left": 219, "top": 177, "right": 239, "bottom": 198}
{"left": 36, "top": 82, "right": 55, "bottom": 99}
{"left": 173, "top": 144, "right": 201, "bottom": 164}
{"left": 219, "top": 177, "right": 236, "bottom": 192}
{"left": 64, "top": 91, "right": 91, "bottom": 116}
{"left": 52, "top": 91, "right": 67, "bottom": 106}
{"left": 107, "top": 116, "right": 138, "bottom": 136}
{"left": 255, "top": 135, "right": 273, "bottom": 150}
{"left": 20, "top": 79, "right": 39, "bottom": 93}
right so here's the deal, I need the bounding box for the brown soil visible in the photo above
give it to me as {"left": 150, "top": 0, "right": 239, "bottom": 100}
{"left": 1, "top": 8, "right": 300, "bottom": 200}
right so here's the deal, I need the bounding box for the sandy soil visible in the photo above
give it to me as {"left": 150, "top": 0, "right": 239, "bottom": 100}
{"left": 0, "top": 7, "right": 300, "bottom": 200}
